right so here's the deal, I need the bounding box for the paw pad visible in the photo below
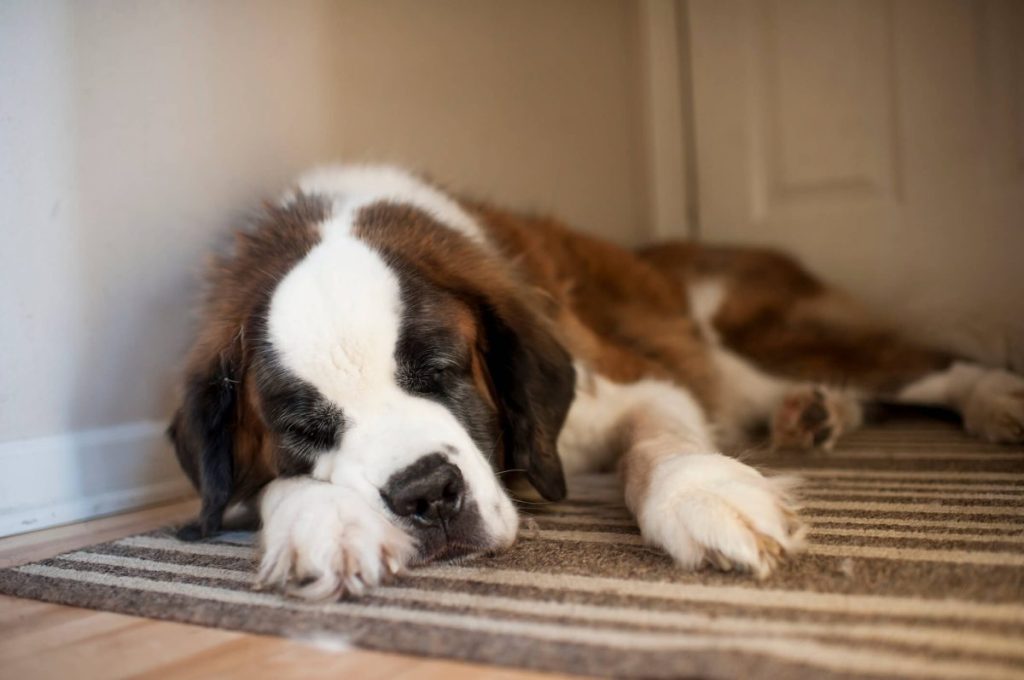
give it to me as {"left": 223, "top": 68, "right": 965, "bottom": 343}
{"left": 773, "top": 386, "right": 844, "bottom": 451}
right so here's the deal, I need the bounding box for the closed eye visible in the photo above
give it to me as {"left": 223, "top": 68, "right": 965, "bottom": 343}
{"left": 264, "top": 391, "right": 344, "bottom": 456}
{"left": 410, "top": 367, "right": 450, "bottom": 395}
{"left": 405, "top": 361, "right": 466, "bottom": 396}
{"left": 279, "top": 417, "right": 339, "bottom": 452}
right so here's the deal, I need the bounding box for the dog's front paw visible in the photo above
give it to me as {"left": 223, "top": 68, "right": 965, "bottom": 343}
{"left": 637, "top": 453, "right": 803, "bottom": 578}
{"left": 963, "top": 370, "right": 1024, "bottom": 444}
{"left": 256, "top": 478, "right": 415, "bottom": 601}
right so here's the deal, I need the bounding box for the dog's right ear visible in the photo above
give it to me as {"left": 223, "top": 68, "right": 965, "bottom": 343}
{"left": 167, "top": 332, "right": 244, "bottom": 541}
{"left": 477, "top": 300, "right": 574, "bottom": 502}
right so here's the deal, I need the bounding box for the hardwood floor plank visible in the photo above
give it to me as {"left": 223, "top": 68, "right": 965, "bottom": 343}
{"left": 1, "top": 617, "right": 243, "bottom": 680}
{"left": 135, "top": 636, "right": 420, "bottom": 680}
{"left": 0, "top": 598, "right": 137, "bottom": 660}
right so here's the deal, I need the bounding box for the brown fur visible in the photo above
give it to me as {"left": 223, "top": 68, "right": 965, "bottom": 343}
{"left": 470, "top": 206, "right": 953, "bottom": 407}
{"left": 640, "top": 242, "right": 955, "bottom": 393}
{"left": 466, "top": 204, "right": 718, "bottom": 411}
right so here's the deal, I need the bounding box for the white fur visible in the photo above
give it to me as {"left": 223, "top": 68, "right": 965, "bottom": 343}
{"left": 710, "top": 348, "right": 863, "bottom": 449}
{"left": 260, "top": 199, "right": 517, "bottom": 597}
{"left": 898, "top": 361, "right": 987, "bottom": 406}
{"left": 560, "top": 366, "right": 802, "bottom": 577}
{"left": 638, "top": 453, "right": 801, "bottom": 578}
{"left": 268, "top": 230, "right": 402, "bottom": 403}
{"left": 685, "top": 282, "right": 854, "bottom": 449}
{"left": 285, "top": 164, "right": 488, "bottom": 247}
{"left": 683, "top": 279, "right": 794, "bottom": 442}
{"left": 687, "top": 279, "right": 726, "bottom": 345}
{"left": 685, "top": 283, "right": 863, "bottom": 448}
{"left": 256, "top": 477, "right": 414, "bottom": 600}
{"left": 711, "top": 348, "right": 792, "bottom": 446}
{"left": 899, "top": 362, "right": 1024, "bottom": 443}
{"left": 558, "top": 366, "right": 711, "bottom": 474}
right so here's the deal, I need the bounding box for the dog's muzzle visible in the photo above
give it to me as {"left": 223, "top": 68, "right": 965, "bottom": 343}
{"left": 381, "top": 452, "right": 465, "bottom": 527}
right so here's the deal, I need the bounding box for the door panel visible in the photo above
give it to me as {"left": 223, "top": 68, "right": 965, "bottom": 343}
{"left": 688, "top": 0, "right": 1024, "bottom": 368}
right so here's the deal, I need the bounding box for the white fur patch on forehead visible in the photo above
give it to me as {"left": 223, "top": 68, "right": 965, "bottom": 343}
{"left": 267, "top": 231, "right": 402, "bottom": 403}
{"left": 282, "top": 164, "right": 487, "bottom": 247}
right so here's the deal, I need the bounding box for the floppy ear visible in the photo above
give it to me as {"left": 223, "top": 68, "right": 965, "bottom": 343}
{"left": 479, "top": 301, "right": 575, "bottom": 501}
{"left": 167, "top": 333, "right": 244, "bottom": 541}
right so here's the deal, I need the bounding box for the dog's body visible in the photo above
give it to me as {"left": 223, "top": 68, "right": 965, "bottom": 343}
{"left": 170, "top": 165, "right": 1024, "bottom": 598}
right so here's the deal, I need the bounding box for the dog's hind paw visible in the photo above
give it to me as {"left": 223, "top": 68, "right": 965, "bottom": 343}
{"left": 772, "top": 385, "right": 862, "bottom": 452}
{"left": 963, "top": 370, "right": 1024, "bottom": 444}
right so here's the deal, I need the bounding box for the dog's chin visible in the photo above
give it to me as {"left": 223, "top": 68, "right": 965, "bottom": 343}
{"left": 412, "top": 535, "right": 515, "bottom": 566}
{"left": 413, "top": 544, "right": 483, "bottom": 566}
{"left": 406, "top": 525, "right": 516, "bottom": 566}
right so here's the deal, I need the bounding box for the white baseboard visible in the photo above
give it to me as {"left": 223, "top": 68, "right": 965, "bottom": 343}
{"left": 0, "top": 420, "right": 195, "bottom": 537}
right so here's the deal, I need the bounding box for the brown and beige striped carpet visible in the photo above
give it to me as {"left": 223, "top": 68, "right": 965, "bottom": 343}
{"left": 2, "top": 415, "right": 1023, "bottom": 679}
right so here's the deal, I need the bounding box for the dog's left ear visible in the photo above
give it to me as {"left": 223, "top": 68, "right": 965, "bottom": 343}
{"left": 167, "top": 331, "right": 245, "bottom": 541}
{"left": 478, "top": 300, "right": 575, "bottom": 501}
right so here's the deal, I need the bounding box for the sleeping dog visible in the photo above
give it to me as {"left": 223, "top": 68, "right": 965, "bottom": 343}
{"left": 169, "top": 164, "right": 1024, "bottom": 599}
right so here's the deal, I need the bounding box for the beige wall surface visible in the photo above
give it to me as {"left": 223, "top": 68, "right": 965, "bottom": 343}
{"left": 0, "top": 0, "right": 649, "bottom": 443}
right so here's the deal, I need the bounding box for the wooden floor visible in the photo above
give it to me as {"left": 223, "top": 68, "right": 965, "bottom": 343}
{"left": 0, "top": 501, "right": 573, "bottom": 680}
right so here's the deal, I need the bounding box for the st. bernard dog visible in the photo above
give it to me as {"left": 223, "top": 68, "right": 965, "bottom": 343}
{"left": 169, "top": 164, "right": 1024, "bottom": 599}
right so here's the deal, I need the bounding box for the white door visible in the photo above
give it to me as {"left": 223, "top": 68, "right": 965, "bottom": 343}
{"left": 687, "top": 0, "right": 1024, "bottom": 369}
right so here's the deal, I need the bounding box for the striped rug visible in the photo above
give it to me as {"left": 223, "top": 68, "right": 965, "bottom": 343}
{"left": 2, "top": 416, "right": 1023, "bottom": 679}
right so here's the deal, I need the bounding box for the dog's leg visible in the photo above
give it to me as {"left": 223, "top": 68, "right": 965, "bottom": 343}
{"left": 644, "top": 243, "right": 1023, "bottom": 444}
{"left": 711, "top": 347, "right": 864, "bottom": 451}
{"left": 897, "top": 363, "right": 1024, "bottom": 443}
{"left": 713, "top": 311, "right": 1023, "bottom": 445}
{"left": 603, "top": 378, "right": 804, "bottom": 577}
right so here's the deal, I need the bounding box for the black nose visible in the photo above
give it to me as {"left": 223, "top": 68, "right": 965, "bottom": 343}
{"left": 381, "top": 453, "right": 465, "bottom": 527}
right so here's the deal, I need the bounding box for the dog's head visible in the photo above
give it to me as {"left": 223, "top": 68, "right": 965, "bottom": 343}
{"left": 169, "top": 169, "right": 575, "bottom": 563}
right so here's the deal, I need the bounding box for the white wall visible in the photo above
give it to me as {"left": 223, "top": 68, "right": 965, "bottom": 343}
{"left": 0, "top": 0, "right": 651, "bottom": 535}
